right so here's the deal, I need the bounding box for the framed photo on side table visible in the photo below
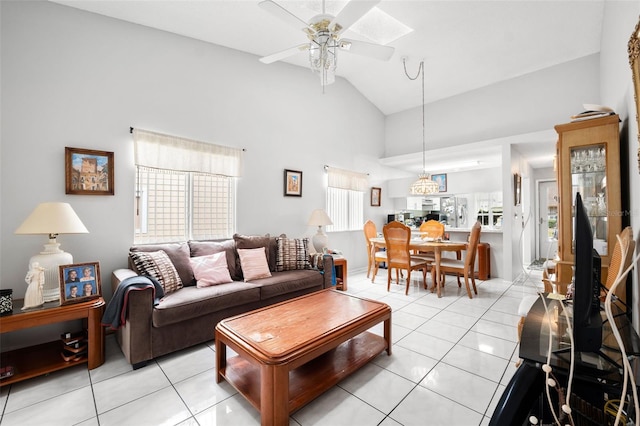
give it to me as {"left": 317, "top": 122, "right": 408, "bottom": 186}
{"left": 65, "top": 147, "right": 114, "bottom": 195}
{"left": 59, "top": 262, "right": 101, "bottom": 305}
{"left": 371, "top": 187, "right": 381, "bottom": 206}
{"left": 284, "top": 169, "right": 303, "bottom": 197}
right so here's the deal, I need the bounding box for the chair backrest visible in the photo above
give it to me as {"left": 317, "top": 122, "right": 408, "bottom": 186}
{"left": 420, "top": 220, "right": 445, "bottom": 240}
{"left": 465, "top": 221, "right": 482, "bottom": 269}
{"left": 605, "top": 226, "right": 635, "bottom": 292}
{"left": 383, "top": 221, "right": 411, "bottom": 265}
{"left": 363, "top": 220, "right": 377, "bottom": 251}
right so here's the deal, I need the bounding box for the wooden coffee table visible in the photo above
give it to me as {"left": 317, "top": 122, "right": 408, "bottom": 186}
{"left": 215, "top": 289, "right": 391, "bottom": 426}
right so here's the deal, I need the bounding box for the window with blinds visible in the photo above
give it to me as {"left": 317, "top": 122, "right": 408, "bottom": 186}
{"left": 134, "top": 167, "right": 236, "bottom": 244}
{"left": 326, "top": 167, "right": 367, "bottom": 232}
{"left": 132, "top": 129, "right": 242, "bottom": 244}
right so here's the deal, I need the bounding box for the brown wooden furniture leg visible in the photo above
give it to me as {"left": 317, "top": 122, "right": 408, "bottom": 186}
{"left": 215, "top": 338, "right": 226, "bottom": 384}
{"left": 87, "top": 302, "right": 105, "bottom": 369}
{"left": 261, "top": 365, "right": 289, "bottom": 426}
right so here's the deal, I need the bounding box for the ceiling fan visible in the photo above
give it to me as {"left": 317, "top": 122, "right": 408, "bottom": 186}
{"left": 258, "top": 0, "right": 395, "bottom": 88}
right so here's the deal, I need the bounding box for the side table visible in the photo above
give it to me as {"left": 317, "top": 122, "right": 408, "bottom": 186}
{"left": 0, "top": 297, "right": 105, "bottom": 386}
{"left": 333, "top": 257, "right": 347, "bottom": 291}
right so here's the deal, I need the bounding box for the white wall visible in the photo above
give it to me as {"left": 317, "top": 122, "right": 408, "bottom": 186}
{"left": 600, "top": 1, "right": 640, "bottom": 327}
{"left": 0, "top": 1, "right": 389, "bottom": 301}
{"left": 385, "top": 54, "right": 600, "bottom": 158}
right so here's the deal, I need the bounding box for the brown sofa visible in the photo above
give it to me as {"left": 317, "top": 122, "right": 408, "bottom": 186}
{"left": 110, "top": 235, "right": 334, "bottom": 368}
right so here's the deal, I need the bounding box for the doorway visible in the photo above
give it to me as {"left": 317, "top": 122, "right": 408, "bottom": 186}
{"left": 537, "top": 179, "right": 558, "bottom": 261}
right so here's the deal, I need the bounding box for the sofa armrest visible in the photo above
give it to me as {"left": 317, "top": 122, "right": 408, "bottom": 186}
{"left": 112, "top": 268, "right": 138, "bottom": 292}
{"left": 111, "top": 269, "right": 155, "bottom": 367}
{"left": 321, "top": 255, "right": 335, "bottom": 289}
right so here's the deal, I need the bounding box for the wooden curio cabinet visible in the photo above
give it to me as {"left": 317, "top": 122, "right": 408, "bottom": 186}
{"left": 555, "top": 114, "right": 622, "bottom": 290}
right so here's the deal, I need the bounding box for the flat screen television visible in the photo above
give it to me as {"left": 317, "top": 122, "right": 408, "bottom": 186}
{"left": 572, "top": 192, "right": 602, "bottom": 352}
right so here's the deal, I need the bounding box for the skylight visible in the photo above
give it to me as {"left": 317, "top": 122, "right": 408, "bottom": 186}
{"left": 349, "top": 7, "right": 413, "bottom": 45}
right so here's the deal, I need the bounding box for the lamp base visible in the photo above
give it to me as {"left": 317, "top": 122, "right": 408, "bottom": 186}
{"left": 28, "top": 248, "right": 73, "bottom": 303}
{"left": 312, "top": 228, "right": 329, "bottom": 253}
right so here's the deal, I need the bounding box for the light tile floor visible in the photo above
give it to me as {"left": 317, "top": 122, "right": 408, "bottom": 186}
{"left": 0, "top": 269, "right": 544, "bottom": 426}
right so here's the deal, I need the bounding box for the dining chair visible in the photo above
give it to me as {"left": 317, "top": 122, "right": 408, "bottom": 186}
{"left": 413, "top": 219, "right": 446, "bottom": 261}
{"left": 364, "top": 220, "right": 387, "bottom": 280}
{"left": 433, "top": 221, "right": 481, "bottom": 298}
{"left": 602, "top": 226, "right": 635, "bottom": 304}
{"left": 383, "top": 221, "right": 430, "bottom": 295}
{"left": 419, "top": 219, "right": 445, "bottom": 240}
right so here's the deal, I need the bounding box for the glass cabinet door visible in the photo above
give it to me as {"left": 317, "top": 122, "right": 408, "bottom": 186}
{"left": 570, "top": 143, "right": 608, "bottom": 255}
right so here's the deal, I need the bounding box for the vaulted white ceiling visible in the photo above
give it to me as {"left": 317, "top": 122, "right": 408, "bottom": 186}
{"left": 49, "top": 0, "right": 609, "bottom": 171}
{"left": 50, "top": 0, "right": 606, "bottom": 116}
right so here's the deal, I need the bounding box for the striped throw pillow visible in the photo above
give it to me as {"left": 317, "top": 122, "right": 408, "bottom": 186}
{"left": 276, "top": 237, "right": 311, "bottom": 271}
{"left": 129, "top": 250, "right": 183, "bottom": 294}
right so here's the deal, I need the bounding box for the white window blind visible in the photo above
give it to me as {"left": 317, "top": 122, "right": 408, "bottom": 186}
{"left": 326, "top": 167, "right": 366, "bottom": 232}
{"left": 133, "top": 129, "right": 240, "bottom": 244}
{"left": 133, "top": 128, "right": 243, "bottom": 176}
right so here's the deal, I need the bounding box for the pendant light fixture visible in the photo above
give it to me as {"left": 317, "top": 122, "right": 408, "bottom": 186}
{"left": 405, "top": 58, "right": 439, "bottom": 195}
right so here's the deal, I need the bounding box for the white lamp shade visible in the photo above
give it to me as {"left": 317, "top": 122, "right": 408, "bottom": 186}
{"left": 15, "top": 202, "right": 89, "bottom": 235}
{"left": 308, "top": 209, "right": 333, "bottom": 227}
{"left": 15, "top": 203, "right": 88, "bottom": 303}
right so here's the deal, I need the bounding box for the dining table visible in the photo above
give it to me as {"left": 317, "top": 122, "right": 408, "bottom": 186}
{"left": 369, "top": 237, "right": 467, "bottom": 298}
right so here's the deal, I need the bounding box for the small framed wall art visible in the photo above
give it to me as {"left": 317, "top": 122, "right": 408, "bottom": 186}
{"left": 371, "top": 187, "right": 381, "bottom": 206}
{"left": 514, "top": 173, "right": 522, "bottom": 206}
{"left": 65, "top": 147, "right": 114, "bottom": 195}
{"left": 284, "top": 169, "right": 303, "bottom": 197}
{"left": 59, "top": 262, "right": 101, "bottom": 305}
{"left": 432, "top": 173, "right": 447, "bottom": 192}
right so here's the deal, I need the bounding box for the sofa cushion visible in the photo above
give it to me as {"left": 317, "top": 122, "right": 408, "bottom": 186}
{"left": 190, "top": 252, "right": 233, "bottom": 287}
{"left": 252, "top": 270, "right": 323, "bottom": 300}
{"left": 129, "top": 250, "right": 183, "bottom": 294}
{"left": 152, "top": 282, "right": 261, "bottom": 327}
{"left": 189, "top": 239, "right": 240, "bottom": 281}
{"left": 276, "top": 237, "right": 311, "bottom": 271}
{"left": 237, "top": 247, "right": 272, "bottom": 281}
{"left": 234, "top": 234, "right": 272, "bottom": 273}
{"left": 130, "top": 242, "right": 195, "bottom": 286}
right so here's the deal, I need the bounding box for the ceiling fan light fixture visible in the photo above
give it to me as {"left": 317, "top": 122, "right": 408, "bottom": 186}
{"left": 309, "top": 32, "right": 337, "bottom": 86}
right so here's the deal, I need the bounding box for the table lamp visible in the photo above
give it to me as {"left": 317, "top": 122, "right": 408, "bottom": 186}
{"left": 15, "top": 202, "right": 89, "bottom": 302}
{"left": 308, "top": 209, "right": 333, "bottom": 253}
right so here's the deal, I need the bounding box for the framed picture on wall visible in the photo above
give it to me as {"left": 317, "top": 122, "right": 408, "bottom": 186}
{"left": 59, "top": 262, "right": 101, "bottom": 305}
{"left": 514, "top": 173, "right": 522, "bottom": 206}
{"left": 432, "top": 173, "right": 447, "bottom": 192}
{"left": 65, "top": 147, "right": 114, "bottom": 195}
{"left": 371, "top": 187, "right": 381, "bottom": 206}
{"left": 284, "top": 169, "right": 302, "bottom": 197}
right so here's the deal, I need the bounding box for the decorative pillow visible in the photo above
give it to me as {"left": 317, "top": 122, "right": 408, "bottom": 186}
{"left": 309, "top": 253, "right": 325, "bottom": 270}
{"left": 130, "top": 242, "right": 195, "bottom": 286}
{"left": 189, "top": 252, "right": 233, "bottom": 287}
{"left": 237, "top": 247, "right": 272, "bottom": 281}
{"left": 276, "top": 237, "right": 311, "bottom": 271}
{"left": 189, "top": 240, "right": 240, "bottom": 281}
{"left": 129, "top": 250, "right": 183, "bottom": 294}
{"left": 234, "top": 234, "right": 271, "bottom": 272}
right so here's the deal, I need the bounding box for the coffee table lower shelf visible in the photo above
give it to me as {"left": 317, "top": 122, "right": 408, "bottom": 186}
{"left": 218, "top": 331, "right": 386, "bottom": 414}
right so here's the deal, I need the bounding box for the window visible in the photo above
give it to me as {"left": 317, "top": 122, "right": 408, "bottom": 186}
{"left": 326, "top": 167, "right": 367, "bottom": 232}
{"left": 132, "top": 129, "right": 242, "bottom": 244}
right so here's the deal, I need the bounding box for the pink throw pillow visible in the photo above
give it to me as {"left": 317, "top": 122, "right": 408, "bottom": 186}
{"left": 190, "top": 252, "right": 233, "bottom": 287}
{"left": 237, "top": 247, "right": 272, "bottom": 281}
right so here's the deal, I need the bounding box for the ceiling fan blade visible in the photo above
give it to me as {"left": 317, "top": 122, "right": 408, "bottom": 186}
{"left": 259, "top": 43, "right": 310, "bottom": 64}
{"left": 259, "top": 0, "right": 310, "bottom": 32}
{"left": 329, "top": 0, "right": 380, "bottom": 34}
{"left": 339, "top": 38, "right": 394, "bottom": 61}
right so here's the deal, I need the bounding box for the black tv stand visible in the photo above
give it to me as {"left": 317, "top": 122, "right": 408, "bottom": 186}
{"left": 489, "top": 294, "right": 640, "bottom": 426}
